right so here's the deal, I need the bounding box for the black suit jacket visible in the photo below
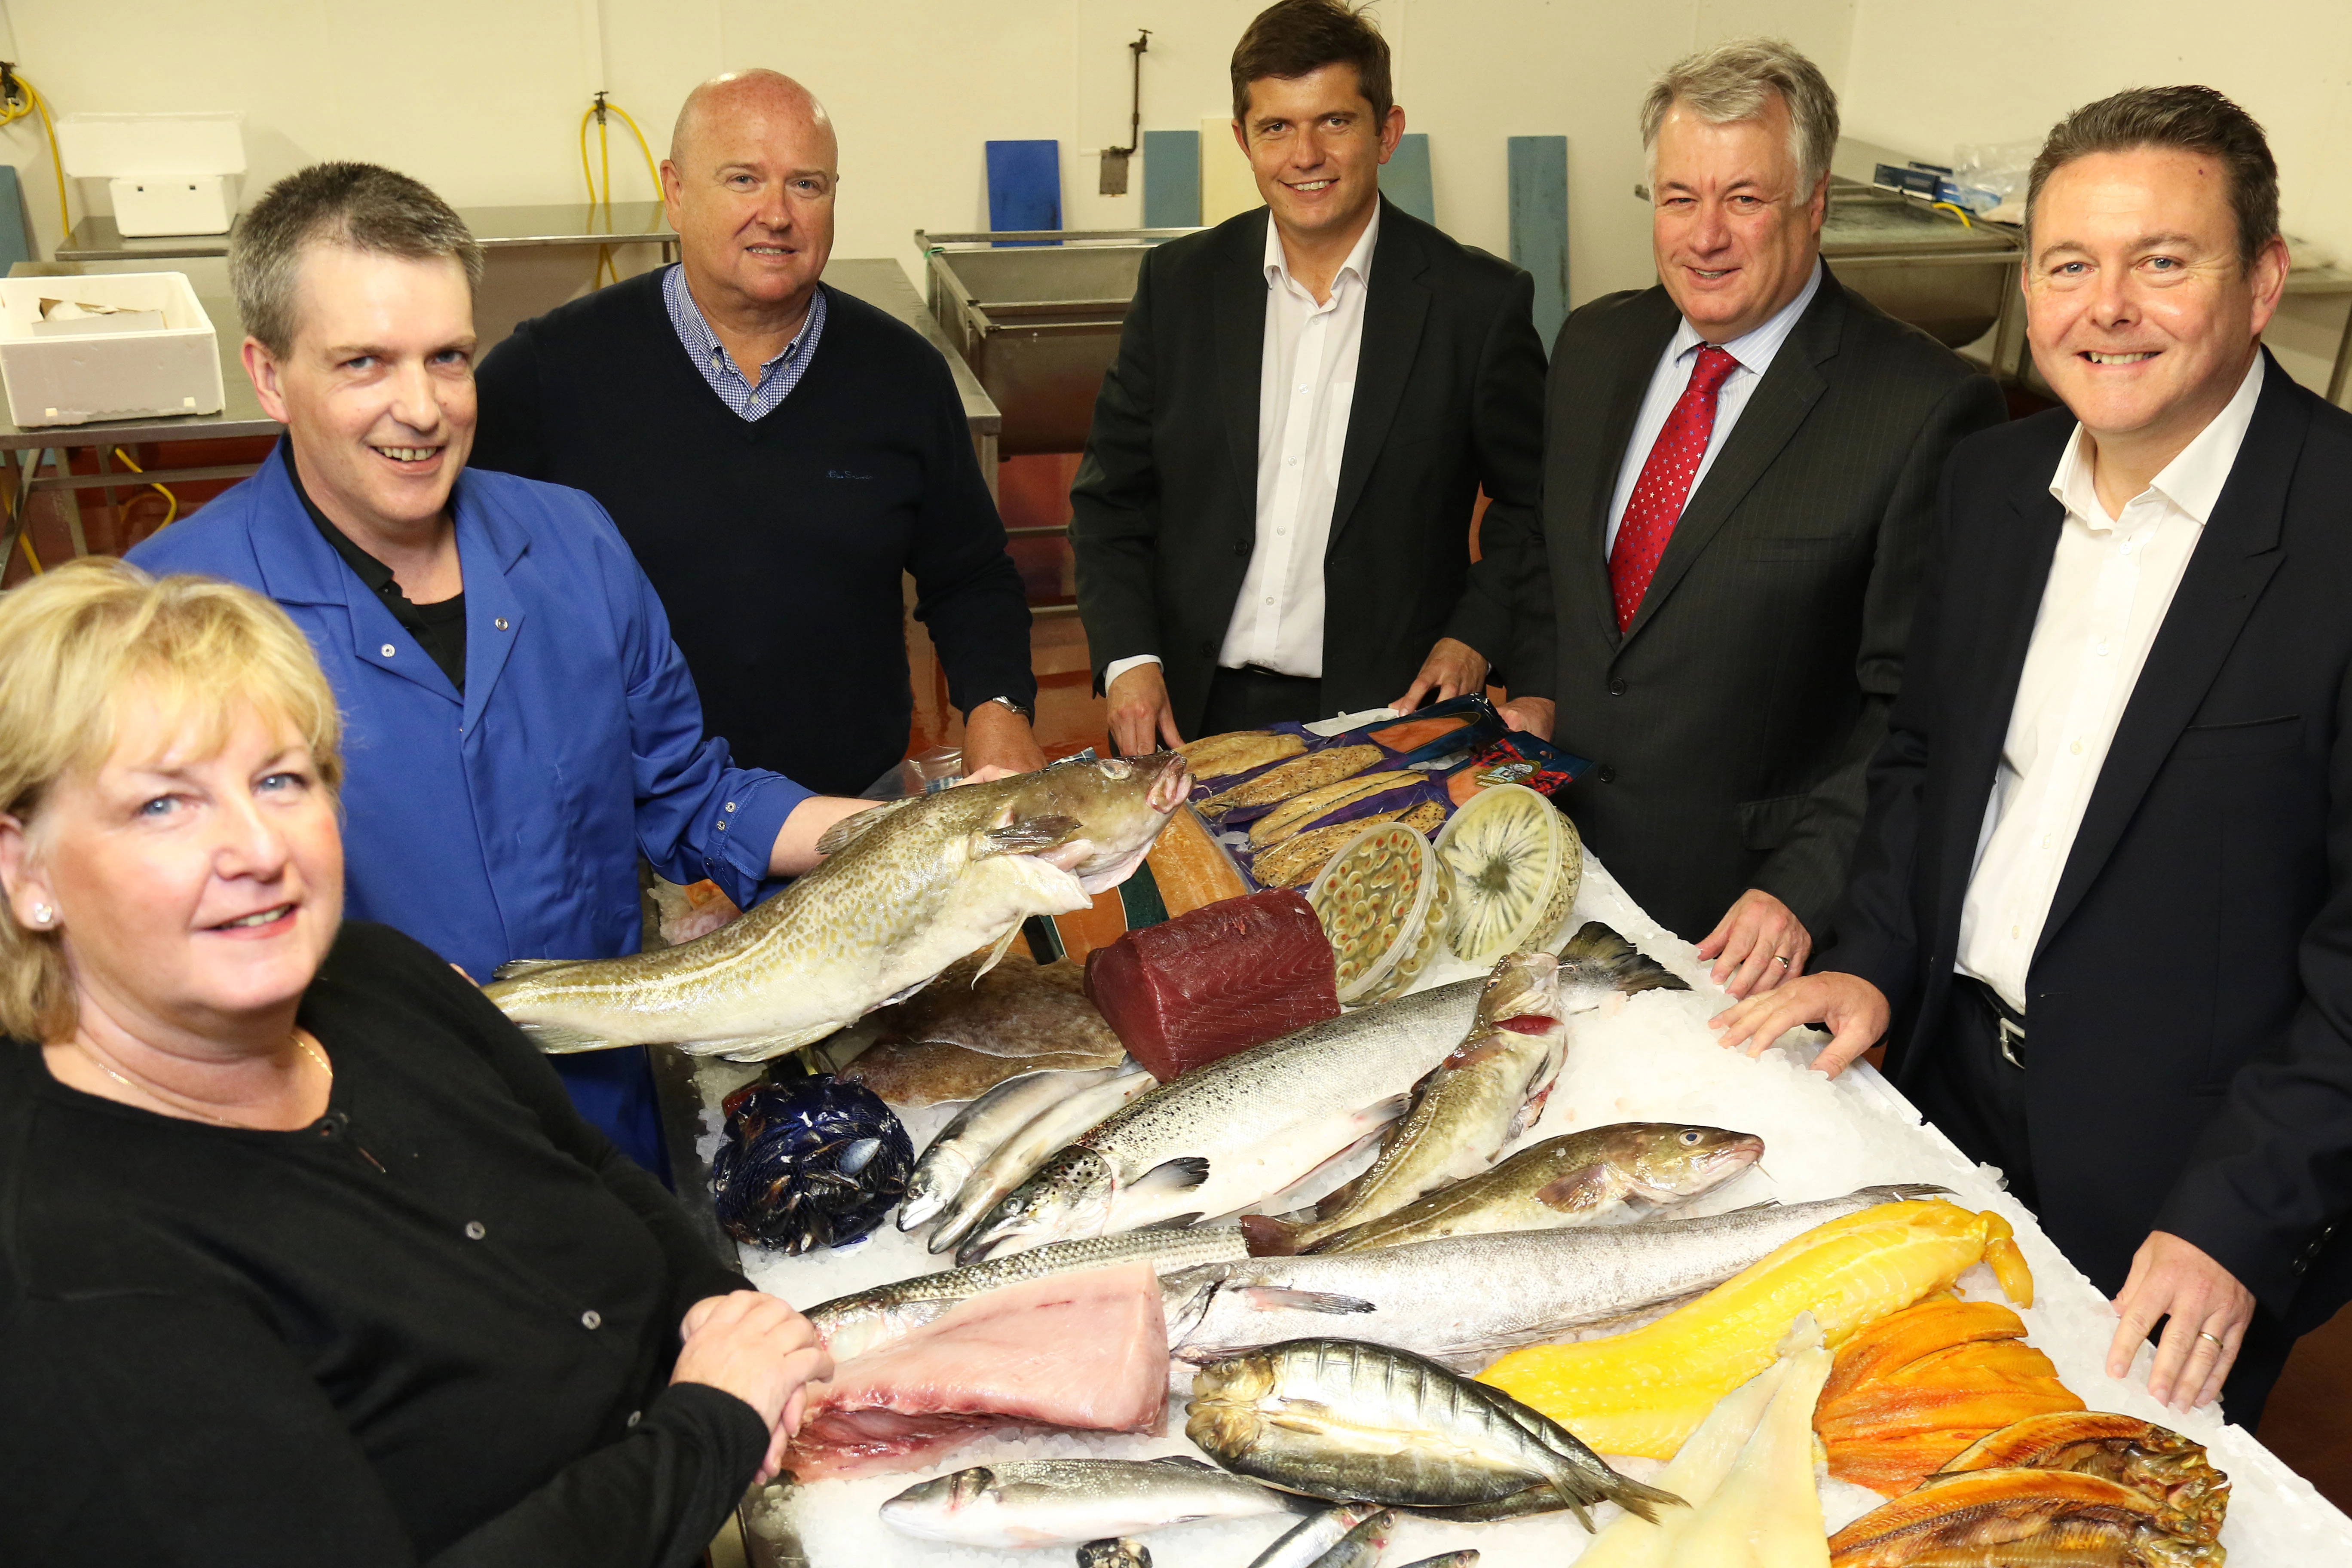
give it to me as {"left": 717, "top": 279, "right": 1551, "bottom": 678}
{"left": 1521, "top": 270, "right": 2006, "bottom": 942}
{"left": 1828, "top": 352, "right": 2352, "bottom": 1325}
{"left": 1070, "top": 200, "right": 1547, "bottom": 734}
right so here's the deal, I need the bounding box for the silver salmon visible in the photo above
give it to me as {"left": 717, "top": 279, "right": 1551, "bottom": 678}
{"left": 483, "top": 753, "right": 1191, "bottom": 1061}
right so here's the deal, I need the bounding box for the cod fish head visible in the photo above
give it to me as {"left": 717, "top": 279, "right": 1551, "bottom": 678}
{"left": 997, "top": 752, "right": 1193, "bottom": 891}
{"left": 1616, "top": 1123, "right": 1767, "bottom": 1200}
{"left": 1477, "top": 951, "right": 1564, "bottom": 1028}
{"left": 956, "top": 1146, "right": 1121, "bottom": 1264}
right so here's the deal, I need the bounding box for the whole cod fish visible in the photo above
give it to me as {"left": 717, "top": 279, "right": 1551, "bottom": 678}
{"left": 483, "top": 753, "right": 1191, "bottom": 1061}
{"left": 961, "top": 926, "right": 1685, "bottom": 1263}
{"left": 1313, "top": 1121, "right": 1765, "bottom": 1253}
{"left": 1188, "top": 1338, "right": 1684, "bottom": 1528}
{"left": 1244, "top": 951, "right": 1569, "bottom": 1256}
{"left": 1163, "top": 1185, "right": 1951, "bottom": 1370}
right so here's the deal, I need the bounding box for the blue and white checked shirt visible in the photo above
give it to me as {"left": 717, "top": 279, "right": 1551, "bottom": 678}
{"left": 661, "top": 262, "right": 828, "bottom": 421}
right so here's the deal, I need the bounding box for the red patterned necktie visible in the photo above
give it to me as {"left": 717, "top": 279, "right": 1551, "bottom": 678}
{"left": 1608, "top": 343, "right": 1741, "bottom": 631}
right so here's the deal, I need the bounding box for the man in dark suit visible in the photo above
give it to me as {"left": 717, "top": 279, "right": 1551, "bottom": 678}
{"left": 1718, "top": 86, "right": 2352, "bottom": 1426}
{"left": 1508, "top": 40, "right": 2005, "bottom": 998}
{"left": 1072, "top": 0, "right": 1545, "bottom": 751}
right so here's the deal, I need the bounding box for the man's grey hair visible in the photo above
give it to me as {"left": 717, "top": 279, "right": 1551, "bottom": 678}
{"left": 230, "top": 162, "right": 484, "bottom": 356}
{"left": 2026, "top": 86, "right": 2279, "bottom": 268}
{"left": 1640, "top": 37, "right": 1840, "bottom": 193}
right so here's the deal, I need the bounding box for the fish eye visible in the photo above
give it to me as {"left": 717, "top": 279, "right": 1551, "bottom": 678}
{"left": 1101, "top": 758, "right": 1133, "bottom": 779}
{"left": 1681, "top": 1130, "right": 1702, "bottom": 1144}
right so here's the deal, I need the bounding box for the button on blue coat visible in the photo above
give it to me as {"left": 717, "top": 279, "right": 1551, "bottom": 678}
{"left": 129, "top": 447, "right": 813, "bottom": 1168}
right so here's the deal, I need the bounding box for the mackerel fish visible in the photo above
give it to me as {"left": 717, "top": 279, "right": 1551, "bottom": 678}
{"left": 1164, "top": 1185, "right": 1953, "bottom": 1370}
{"left": 482, "top": 752, "right": 1191, "bottom": 1062}
{"left": 878, "top": 1456, "right": 1305, "bottom": 1548}
{"left": 807, "top": 1226, "right": 1250, "bottom": 1360}
{"left": 1187, "top": 1338, "right": 1684, "bottom": 1527}
{"left": 960, "top": 925, "right": 1685, "bottom": 1263}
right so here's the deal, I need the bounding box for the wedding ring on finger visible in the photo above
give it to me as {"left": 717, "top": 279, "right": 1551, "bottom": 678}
{"left": 2198, "top": 1330, "right": 2225, "bottom": 1348}
{"left": 1773, "top": 954, "right": 1791, "bottom": 969}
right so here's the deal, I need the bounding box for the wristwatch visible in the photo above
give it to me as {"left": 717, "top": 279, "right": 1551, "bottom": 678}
{"left": 980, "top": 695, "right": 1035, "bottom": 723}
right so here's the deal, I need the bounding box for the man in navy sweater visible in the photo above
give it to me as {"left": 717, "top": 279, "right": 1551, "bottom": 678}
{"left": 472, "top": 71, "right": 1041, "bottom": 798}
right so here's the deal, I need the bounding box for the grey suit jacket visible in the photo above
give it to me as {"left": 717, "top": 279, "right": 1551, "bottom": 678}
{"left": 1519, "top": 266, "right": 2006, "bottom": 942}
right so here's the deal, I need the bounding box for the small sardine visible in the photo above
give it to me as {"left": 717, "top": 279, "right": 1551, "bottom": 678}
{"left": 903, "top": 1068, "right": 1111, "bottom": 1231}
{"left": 1245, "top": 1503, "right": 1384, "bottom": 1568}
{"left": 931, "top": 1062, "right": 1157, "bottom": 1254}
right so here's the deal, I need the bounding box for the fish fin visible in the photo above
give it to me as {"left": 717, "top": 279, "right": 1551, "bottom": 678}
{"left": 1313, "top": 1172, "right": 1367, "bottom": 1219}
{"left": 815, "top": 796, "right": 924, "bottom": 857}
{"left": 1555, "top": 921, "right": 1691, "bottom": 995}
{"left": 968, "top": 922, "right": 1025, "bottom": 985}
{"left": 1144, "top": 1455, "right": 1220, "bottom": 1473}
{"left": 1863, "top": 1182, "right": 1955, "bottom": 1202}
{"left": 519, "top": 1021, "right": 628, "bottom": 1053}
{"left": 1130, "top": 1155, "right": 1211, "bottom": 1197}
{"left": 700, "top": 1023, "right": 846, "bottom": 1062}
{"left": 1133, "top": 1212, "right": 1206, "bottom": 1232}
{"left": 1533, "top": 1167, "right": 1614, "bottom": 1214}
{"left": 1240, "top": 1214, "right": 1303, "bottom": 1257}
{"left": 1591, "top": 1473, "right": 1684, "bottom": 1525}
{"left": 976, "top": 814, "right": 1084, "bottom": 857}
{"left": 1235, "top": 1286, "right": 1376, "bottom": 1315}
{"left": 493, "top": 957, "right": 587, "bottom": 981}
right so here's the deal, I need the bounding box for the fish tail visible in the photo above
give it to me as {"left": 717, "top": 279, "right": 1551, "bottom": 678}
{"left": 1240, "top": 1213, "right": 1305, "bottom": 1257}
{"left": 1556, "top": 922, "right": 1690, "bottom": 995}
{"left": 1592, "top": 1472, "right": 1684, "bottom": 1525}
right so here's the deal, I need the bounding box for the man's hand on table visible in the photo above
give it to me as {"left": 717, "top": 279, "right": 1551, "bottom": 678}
{"left": 964, "top": 700, "right": 1047, "bottom": 777}
{"left": 1711, "top": 970, "right": 1890, "bottom": 1077}
{"left": 1390, "top": 637, "right": 1490, "bottom": 714}
{"left": 674, "top": 1291, "right": 833, "bottom": 1482}
{"left": 1106, "top": 662, "right": 1185, "bottom": 755}
{"left": 1697, "top": 889, "right": 1813, "bottom": 998}
{"left": 2109, "top": 1231, "right": 2256, "bottom": 1412}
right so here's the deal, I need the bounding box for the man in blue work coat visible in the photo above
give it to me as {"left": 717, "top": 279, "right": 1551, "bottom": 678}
{"left": 129, "top": 162, "right": 874, "bottom": 1172}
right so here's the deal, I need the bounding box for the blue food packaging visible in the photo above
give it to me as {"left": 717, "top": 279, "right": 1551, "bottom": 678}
{"left": 712, "top": 1076, "right": 915, "bottom": 1253}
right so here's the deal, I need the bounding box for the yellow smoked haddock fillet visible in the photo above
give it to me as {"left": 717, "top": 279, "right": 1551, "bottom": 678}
{"left": 1476, "top": 1200, "right": 2034, "bottom": 1459}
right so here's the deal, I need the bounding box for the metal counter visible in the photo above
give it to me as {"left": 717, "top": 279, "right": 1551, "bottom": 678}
{"left": 1818, "top": 180, "right": 2025, "bottom": 367}
{"left": 918, "top": 229, "right": 1194, "bottom": 456}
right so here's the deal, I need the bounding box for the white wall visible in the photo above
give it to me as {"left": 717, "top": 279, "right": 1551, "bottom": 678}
{"left": 1838, "top": 0, "right": 2352, "bottom": 395}
{"left": 0, "top": 0, "right": 1847, "bottom": 315}
{"left": 2, "top": 0, "right": 2343, "bottom": 391}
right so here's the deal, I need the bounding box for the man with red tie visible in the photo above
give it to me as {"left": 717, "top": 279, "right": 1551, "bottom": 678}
{"left": 1506, "top": 38, "right": 2004, "bottom": 992}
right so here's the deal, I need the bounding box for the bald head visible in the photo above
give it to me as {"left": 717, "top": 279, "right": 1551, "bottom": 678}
{"left": 671, "top": 70, "right": 837, "bottom": 174}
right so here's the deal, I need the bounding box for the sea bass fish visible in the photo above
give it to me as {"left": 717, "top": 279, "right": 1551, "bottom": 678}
{"left": 1245, "top": 952, "right": 1568, "bottom": 1256}
{"left": 483, "top": 753, "right": 1191, "bottom": 1062}
{"left": 1312, "top": 1121, "right": 1764, "bottom": 1253}
{"left": 1163, "top": 1186, "right": 1951, "bottom": 1370}
{"left": 879, "top": 1456, "right": 1305, "bottom": 1548}
{"left": 810, "top": 1228, "right": 1252, "bottom": 1361}
{"left": 1187, "top": 1338, "right": 1683, "bottom": 1527}
{"left": 962, "top": 926, "right": 1684, "bottom": 1263}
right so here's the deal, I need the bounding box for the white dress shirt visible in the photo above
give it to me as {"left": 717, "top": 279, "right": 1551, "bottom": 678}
{"left": 1103, "top": 207, "right": 1380, "bottom": 691}
{"left": 1957, "top": 352, "right": 2268, "bottom": 1012}
{"left": 1604, "top": 260, "right": 1823, "bottom": 556}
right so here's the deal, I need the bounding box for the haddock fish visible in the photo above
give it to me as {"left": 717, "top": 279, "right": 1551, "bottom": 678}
{"left": 482, "top": 753, "right": 1191, "bottom": 1062}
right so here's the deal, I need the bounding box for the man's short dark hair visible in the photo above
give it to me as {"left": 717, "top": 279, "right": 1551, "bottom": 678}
{"left": 2026, "top": 86, "right": 2279, "bottom": 268}
{"left": 230, "top": 162, "right": 485, "bottom": 356}
{"left": 1230, "top": 0, "right": 1393, "bottom": 129}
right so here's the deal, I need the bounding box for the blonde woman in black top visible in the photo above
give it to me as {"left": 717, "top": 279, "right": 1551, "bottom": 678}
{"left": 0, "top": 558, "right": 828, "bottom": 1566}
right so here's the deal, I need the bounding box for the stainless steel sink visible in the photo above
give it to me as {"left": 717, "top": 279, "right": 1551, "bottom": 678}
{"left": 919, "top": 229, "right": 1193, "bottom": 455}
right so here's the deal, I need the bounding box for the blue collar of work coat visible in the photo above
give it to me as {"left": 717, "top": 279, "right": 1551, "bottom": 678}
{"left": 242, "top": 442, "right": 530, "bottom": 741}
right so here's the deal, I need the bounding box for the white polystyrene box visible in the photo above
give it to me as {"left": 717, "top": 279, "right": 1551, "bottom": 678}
{"left": 58, "top": 112, "right": 247, "bottom": 237}
{"left": 0, "top": 273, "right": 224, "bottom": 428}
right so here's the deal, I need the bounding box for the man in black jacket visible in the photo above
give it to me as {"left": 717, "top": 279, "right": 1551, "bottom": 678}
{"left": 471, "top": 70, "right": 1041, "bottom": 796}
{"left": 1072, "top": 0, "right": 1546, "bottom": 750}
{"left": 1510, "top": 39, "right": 2005, "bottom": 995}
{"left": 1718, "top": 87, "right": 2352, "bottom": 1426}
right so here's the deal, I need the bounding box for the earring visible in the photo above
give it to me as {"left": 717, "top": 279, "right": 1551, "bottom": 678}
{"left": 28, "top": 903, "right": 52, "bottom": 928}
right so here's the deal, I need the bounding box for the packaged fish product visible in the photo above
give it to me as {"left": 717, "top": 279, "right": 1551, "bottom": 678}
{"left": 1084, "top": 890, "right": 1341, "bottom": 1081}
{"left": 1307, "top": 822, "right": 1454, "bottom": 1006}
{"left": 1432, "top": 784, "right": 1580, "bottom": 965}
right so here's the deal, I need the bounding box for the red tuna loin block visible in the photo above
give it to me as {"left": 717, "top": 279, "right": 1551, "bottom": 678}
{"left": 1084, "top": 889, "right": 1339, "bottom": 1080}
{"left": 784, "top": 1262, "right": 1168, "bottom": 1481}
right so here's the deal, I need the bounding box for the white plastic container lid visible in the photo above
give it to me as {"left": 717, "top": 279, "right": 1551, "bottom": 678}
{"left": 58, "top": 112, "right": 247, "bottom": 179}
{"left": 1307, "top": 821, "right": 1454, "bottom": 1006}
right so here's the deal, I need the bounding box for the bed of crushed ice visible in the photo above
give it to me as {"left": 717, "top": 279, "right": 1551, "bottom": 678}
{"left": 694, "top": 851, "right": 2352, "bottom": 1566}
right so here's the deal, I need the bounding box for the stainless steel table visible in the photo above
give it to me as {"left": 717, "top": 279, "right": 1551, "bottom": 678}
{"left": 58, "top": 202, "right": 678, "bottom": 262}
{"left": 826, "top": 257, "right": 1004, "bottom": 485}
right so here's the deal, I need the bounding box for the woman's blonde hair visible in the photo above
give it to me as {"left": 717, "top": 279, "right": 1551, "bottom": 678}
{"left": 0, "top": 558, "right": 343, "bottom": 1042}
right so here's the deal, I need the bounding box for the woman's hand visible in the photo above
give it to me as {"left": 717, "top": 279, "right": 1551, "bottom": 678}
{"left": 673, "top": 1291, "right": 833, "bottom": 1482}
